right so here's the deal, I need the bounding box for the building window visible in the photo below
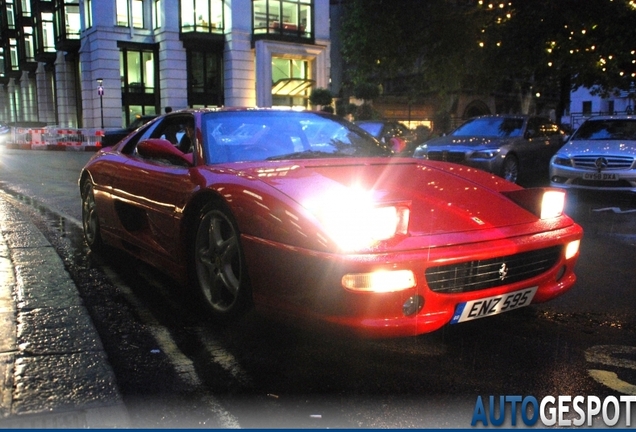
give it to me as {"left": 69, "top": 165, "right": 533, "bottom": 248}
{"left": 84, "top": 0, "right": 92, "bottom": 28}
{"left": 23, "top": 27, "right": 35, "bottom": 62}
{"left": 253, "top": 0, "right": 312, "bottom": 39}
{"left": 119, "top": 45, "right": 158, "bottom": 125}
{"left": 180, "top": 0, "right": 224, "bottom": 34}
{"left": 153, "top": 0, "right": 161, "bottom": 29}
{"left": 9, "top": 39, "right": 19, "bottom": 71}
{"left": 58, "top": 0, "right": 81, "bottom": 40}
{"left": 6, "top": 1, "right": 16, "bottom": 30}
{"left": 131, "top": 0, "right": 143, "bottom": 27}
{"left": 582, "top": 101, "right": 592, "bottom": 115}
{"left": 20, "top": 0, "right": 31, "bottom": 16}
{"left": 117, "top": 0, "right": 144, "bottom": 28}
{"left": 271, "top": 57, "right": 311, "bottom": 108}
{"left": 41, "top": 13, "right": 57, "bottom": 53}
{"left": 187, "top": 49, "right": 224, "bottom": 107}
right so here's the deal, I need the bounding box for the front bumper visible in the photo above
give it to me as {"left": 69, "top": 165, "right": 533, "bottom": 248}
{"left": 244, "top": 223, "right": 584, "bottom": 338}
{"left": 550, "top": 164, "right": 636, "bottom": 192}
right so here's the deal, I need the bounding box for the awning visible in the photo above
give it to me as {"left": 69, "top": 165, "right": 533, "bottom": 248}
{"left": 272, "top": 78, "right": 315, "bottom": 96}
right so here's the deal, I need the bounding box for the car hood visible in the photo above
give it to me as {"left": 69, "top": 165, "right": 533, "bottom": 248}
{"left": 557, "top": 139, "right": 636, "bottom": 156}
{"left": 236, "top": 159, "right": 542, "bottom": 238}
{"left": 424, "top": 135, "right": 513, "bottom": 149}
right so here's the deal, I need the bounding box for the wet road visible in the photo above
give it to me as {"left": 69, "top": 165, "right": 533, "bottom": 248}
{"left": 0, "top": 149, "right": 635, "bottom": 428}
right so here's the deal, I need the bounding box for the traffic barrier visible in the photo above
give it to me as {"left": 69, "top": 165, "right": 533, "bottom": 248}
{"left": 3, "top": 126, "right": 104, "bottom": 151}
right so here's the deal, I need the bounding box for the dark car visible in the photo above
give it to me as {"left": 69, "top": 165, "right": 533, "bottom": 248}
{"left": 413, "top": 115, "right": 567, "bottom": 184}
{"left": 355, "top": 120, "right": 418, "bottom": 156}
{"left": 79, "top": 108, "right": 582, "bottom": 338}
{"left": 101, "top": 114, "right": 157, "bottom": 147}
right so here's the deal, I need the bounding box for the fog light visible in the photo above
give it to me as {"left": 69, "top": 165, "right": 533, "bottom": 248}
{"left": 565, "top": 240, "right": 580, "bottom": 260}
{"left": 403, "top": 295, "right": 424, "bottom": 316}
{"left": 342, "top": 270, "right": 416, "bottom": 292}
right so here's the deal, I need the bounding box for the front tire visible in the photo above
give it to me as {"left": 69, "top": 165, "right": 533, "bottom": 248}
{"left": 502, "top": 154, "right": 520, "bottom": 184}
{"left": 81, "top": 180, "right": 104, "bottom": 251}
{"left": 193, "top": 203, "right": 251, "bottom": 320}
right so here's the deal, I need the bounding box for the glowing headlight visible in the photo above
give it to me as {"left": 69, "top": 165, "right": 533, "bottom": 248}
{"left": 305, "top": 188, "right": 410, "bottom": 251}
{"left": 565, "top": 240, "right": 580, "bottom": 260}
{"left": 540, "top": 190, "right": 565, "bottom": 219}
{"left": 342, "top": 270, "right": 416, "bottom": 292}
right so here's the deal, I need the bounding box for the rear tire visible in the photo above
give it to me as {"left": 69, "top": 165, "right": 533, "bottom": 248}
{"left": 192, "top": 202, "right": 251, "bottom": 321}
{"left": 81, "top": 180, "right": 104, "bottom": 251}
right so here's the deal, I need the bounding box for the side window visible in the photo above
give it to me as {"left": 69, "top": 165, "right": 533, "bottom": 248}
{"left": 121, "top": 114, "right": 195, "bottom": 166}
{"left": 526, "top": 118, "right": 543, "bottom": 139}
{"left": 150, "top": 115, "right": 195, "bottom": 154}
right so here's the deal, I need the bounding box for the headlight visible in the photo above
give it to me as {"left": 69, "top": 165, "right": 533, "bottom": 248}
{"left": 565, "top": 240, "right": 580, "bottom": 260}
{"left": 552, "top": 156, "right": 572, "bottom": 167}
{"left": 502, "top": 188, "right": 565, "bottom": 220}
{"left": 305, "top": 187, "right": 410, "bottom": 251}
{"left": 540, "top": 190, "right": 565, "bottom": 219}
{"left": 413, "top": 145, "right": 428, "bottom": 159}
{"left": 342, "top": 270, "right": 416, "bottom": 292}
{"left": 470, "top": 149, "right": 500, "bottom": 159}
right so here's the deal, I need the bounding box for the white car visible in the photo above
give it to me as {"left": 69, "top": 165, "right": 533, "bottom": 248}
{"left": 550, "top": 115, "right": 636, "bottom": 192}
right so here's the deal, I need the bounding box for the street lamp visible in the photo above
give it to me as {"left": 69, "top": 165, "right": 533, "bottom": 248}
{"left": 97, "top": 78, "right": 104, "bottom": 129}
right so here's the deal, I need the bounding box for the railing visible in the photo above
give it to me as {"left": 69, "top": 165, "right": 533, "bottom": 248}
{"left": 569, "top": 107, "right": 634, "bottom": 129}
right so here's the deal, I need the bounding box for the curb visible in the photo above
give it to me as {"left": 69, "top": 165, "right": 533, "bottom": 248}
{"left": 0, "top": 195, "right": 129, "bottom": 428}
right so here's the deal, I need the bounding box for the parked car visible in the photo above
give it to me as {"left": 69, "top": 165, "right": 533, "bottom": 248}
{"left": 79, "top": 108, "right": 582, "bottom": 338}
{"left": 355, "top": 120, "right": 418, "bottom": 155}
{"left": 101, "top": 114, "right": 157, "bottom": 147}
{"left": 550, "top": 115, "right": 636, "bottom": 192}
{"left": 413, "top": 115, "right": 567, "bottom": 184}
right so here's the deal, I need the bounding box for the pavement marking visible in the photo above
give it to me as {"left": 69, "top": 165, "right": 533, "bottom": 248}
{"left": 585, "top": 345, "right": 636, "bottom": 395}
{"left": 588, "top": 370, "right": 636, "bottom": 395}
{"left": 99, "top": 263, "right": 243, "bottom": 428}
{"left": 592, "top": 207, "right": 636, "bottom": 214}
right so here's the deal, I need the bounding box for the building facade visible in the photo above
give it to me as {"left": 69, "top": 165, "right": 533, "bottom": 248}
{"left": 0, "top": 0, "right": 330, "bottom": 128}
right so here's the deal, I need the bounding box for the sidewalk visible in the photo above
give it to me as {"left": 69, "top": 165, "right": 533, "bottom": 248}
{"left": 0, "top": 195, "right": 129, "bottom": 428}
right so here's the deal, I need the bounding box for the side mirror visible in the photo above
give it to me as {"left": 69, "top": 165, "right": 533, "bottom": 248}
{"left": 390, "top": 137, "right": 407, "bottom": 154}
{"left": 137, "top": 138, "right": 192, "bottom": 165}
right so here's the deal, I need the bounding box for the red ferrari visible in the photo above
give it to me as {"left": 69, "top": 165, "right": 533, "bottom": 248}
{"left": 80, "top": 108, "right": 583, "bottom": 337}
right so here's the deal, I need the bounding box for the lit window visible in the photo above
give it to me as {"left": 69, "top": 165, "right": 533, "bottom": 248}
{"left": 253, "top": 0, "right": 312, "bottom": 38}
{"left": 180, "top": 0, "right": 224, "bottom": 33}
{"left": 117, "top": 0, "right": 144, "bottom": 28}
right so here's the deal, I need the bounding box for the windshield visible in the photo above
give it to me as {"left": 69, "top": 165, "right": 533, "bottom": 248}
{"left": 201, "top": 111, "right": 390, "bottom": 164}
{"left": 452, "top": 117, "right": 524, "bottom": 138}
{"left": 572, "top": 119, "right": 636, "bottom": 140}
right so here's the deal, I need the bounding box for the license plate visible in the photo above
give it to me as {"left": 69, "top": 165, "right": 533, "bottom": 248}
{"left": 583, "top": 172, "right": 618, "bottom": 181}
{"left": 450, "top": 287, "right": 538, "bottom": 324}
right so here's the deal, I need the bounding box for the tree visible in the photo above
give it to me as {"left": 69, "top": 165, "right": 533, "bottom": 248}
{"left": 309, "top": 88, "right": 334, "bottom": 112}
{"left": 339, "top": 0, "right": 636, "bottom": 119}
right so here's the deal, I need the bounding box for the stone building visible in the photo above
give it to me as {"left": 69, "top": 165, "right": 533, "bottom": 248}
{"left": 0, "top": 0, "right": 330, "bottom": 129}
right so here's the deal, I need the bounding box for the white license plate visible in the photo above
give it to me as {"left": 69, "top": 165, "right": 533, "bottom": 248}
{"left": 583, "top": 172, "right": 618, "bottom": 181}
{"left": 450, "top": 287, "right": 538, "bottom": 324}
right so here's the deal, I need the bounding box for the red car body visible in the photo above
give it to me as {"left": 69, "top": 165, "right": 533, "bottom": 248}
{"left": 80, "top": 108, "right": 583, "bottom": 338}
